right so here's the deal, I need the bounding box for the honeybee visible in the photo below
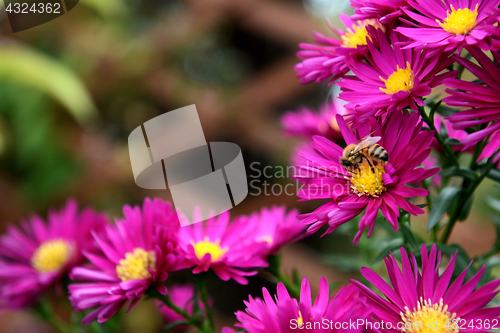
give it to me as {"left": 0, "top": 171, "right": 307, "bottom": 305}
{"left": 340, "top": 135, "right": 388, "bottom": 172}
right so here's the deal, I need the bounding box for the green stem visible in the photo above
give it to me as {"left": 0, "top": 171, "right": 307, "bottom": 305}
{"left": 33, "top": 300, "right": 72, "bottom": 333}
{"left": 196, "top": 274, "right": 215, "bottom": 333}
{"left": 440, "top": 154, "right": 496, "bottom": 244}
{"left": 266, "top": 255, "right": 301, "bottom": 299}
{"left": 154, "top": 292, "right": 205, "bottom": 331}
{"left": 418, "top": 105, "right": 460, "bottom": 168}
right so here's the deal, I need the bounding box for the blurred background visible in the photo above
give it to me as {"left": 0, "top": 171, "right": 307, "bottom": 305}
{"left": 0, "top": 0, "right": 499, "bottom": 332}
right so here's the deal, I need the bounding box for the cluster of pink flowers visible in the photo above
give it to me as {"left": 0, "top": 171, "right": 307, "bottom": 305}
{"left": 289, "top": 0, "right": 500, "bottom": 243}
{"left": 0, "top": 199, "right": 305, "bottom": 324}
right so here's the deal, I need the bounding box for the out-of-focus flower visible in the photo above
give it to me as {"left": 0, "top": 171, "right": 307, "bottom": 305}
{"left": 351, "top": 0, "right": 410, "bottom": 22}
{"left": 0, "top": 199, "right": 107, "bottom": 309}
{"left": 295, "top": 111, "right": 438, "bottom": 244}
{"left": 421, "top": 155, "right": 442, "bottom": 186}
{"left": 68, "top": 198, "right": 185, "bottom": 324}
{"left": 223, "top": 277, "right": 371, "bottom": 333}
{"left": 444, "top": 47, "right": 500, "bottom": 164}
{"left": 351, "top": 244, "right": 500, "bottom": 331}
{"left": 156, "top": 284, "right": 205, "bottom": 332}
{"left": 295, "top": 14, "right": 382, "bottom": 85}
{"left": 396, "top": 0, "right": 500, "bottom": 51}
{"left": 338, "top": 29, "right": 456, "bottom": 117}
{"left": 177, "top": 210, "right": 268, "bottom": 285}
{"left": 281, "top": 100, "right": 347, "bottom": 143}
{"left": 238, "top": 206, "right": 307, "bottom": 257}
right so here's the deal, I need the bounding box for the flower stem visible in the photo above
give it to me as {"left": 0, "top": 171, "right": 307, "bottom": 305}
{"left": 33, "top": 299, "right": 72, "bottom": 333}
{"left": 440, "top": 153, "right": 497, "bottom": 243}
{"left": 152, "top": 290, "right": 205, "bottom": 331}
{"left": 266, "top": 255, "right": 301, "bottom": 299}
{"left": 195, "top": 273, "right": 216, "bottom": 333}
{"left": 418, "top": 105, "right": 460, "bottom": 168}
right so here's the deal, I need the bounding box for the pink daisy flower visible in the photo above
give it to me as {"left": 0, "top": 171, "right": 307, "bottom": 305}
{"left": 0, "top": 199, "right": 107, "bottom": 309}
{"left": 68, "top": 198, "right": 185, "bottom": 324}
{"left": 295, "top": 14, "right": 382, "bottom": 85}
{"left": 223, "top": 277, "right": 371, "bottom": 333}
{"left": 338, "top": 29, "right": 456, "bottom": 116}
{"left": 295, "top": 111, "right": 438, "bottom": 244}
{"left": 177, "top": 210, "right": 269, "bottom": 285}
{"left": 237, "top": 206, "right": 307, "bottom": 257}
{"left": 396, "top": 0, "right": 500, "bottom": 51}
{"left": 155, "top": 284, "right": 205, "bottom": 332}
{"left": 443, "top": 47, "right": 500, "bottom": 163}
{"left": 351, "top": 0, "right": 410, "bottom": 22}
{"left": 281, "top": 100, "right": 347, "bottom": 143}
{"left": 351, "top": 244, "right": 500, "bottom": 332}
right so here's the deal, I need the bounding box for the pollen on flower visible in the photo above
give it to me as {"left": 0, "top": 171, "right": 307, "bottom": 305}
{"left": 330, "top": 117, "right": 340, "bottom": 132}
{"left": 116, "top": 248, "right": 156, "bottom": 282}
{"left": 257, "top": 236, "right": 274, "bottom": 245}
{"left": 192, "top": 237, "right": 228, "bottom": 262}
{"left": 401, "top": 298, "right": 459, "bottom": 333}
{"left": 341, "top": 20, "right": 377, "bottom": 48}
{"left": 31, "top": 239, "right": 71, "bottom": 273}
{"left": 380, "top": 61, "right": 415, "bottom": 95}
{"left": 438, "top": 5, "right": 478, "bottom": 35}
{"left": 347, "top": 160, "right": 387, "bottom": 197}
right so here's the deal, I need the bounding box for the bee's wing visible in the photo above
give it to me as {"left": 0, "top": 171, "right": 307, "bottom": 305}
{"left": 351, "top": 136, "right": 381, "bottom": 154}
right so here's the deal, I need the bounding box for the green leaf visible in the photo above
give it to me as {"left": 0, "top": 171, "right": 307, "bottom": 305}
{"left": 458, "top": 194, "right": 474, "bottom": 221}
{"left": 486, "top": 169, "right": 500, "bottom": 183}
{"left": 401, "top": 222, "right": 419, "bottom": 251}
{"left": 487, "top": 197, "right": 500, "bottom": 213}
{"left": 0, "top": 44, "right": 97, "bottom": 126}
{"left": 492, "top": 215, "right": 500, "bottom": 251}
{"left": 439, "top": 167, "right": 477, "bottom": 180}
{"left": 163, "top": 321, "right": 190, "bottom": 331}
{"left": 372, "top": 238, "right": 404, "bottom": 263}
{"left": 444, "top": 138, "right": 462, "bottom": 146}
{"left": 427, "top": 187, "right": 461, "bottom": 232}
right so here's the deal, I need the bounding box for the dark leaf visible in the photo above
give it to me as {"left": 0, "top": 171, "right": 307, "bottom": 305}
{"left": 444, "top": 138, "right": 462, "bottom": 146}
{"left": 401, "top": 222, "right": 419, "bottom": 251}
{"left": 487, "top": 169, "right": 500, "bottom": 183}
{"left": 487, "top": 197, "right": 500, "bottom": 213}
{"left": 372, "top": 238, "right": 404, "bottom": 264}
{"left": 427, "top": 187, "right": 461, "bottom": 232}
{"left": 458, "top": 194, "right": 474, "bottom": 221}
{"left": 163, "top": 321, "right": 191, "bottom": 331}
{"left": 439, "top": 167, "right": 477, "bottom": 180}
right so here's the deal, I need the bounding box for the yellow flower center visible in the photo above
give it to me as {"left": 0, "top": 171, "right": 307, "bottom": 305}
{"left": 401, "top": 298, "right": 459, "bottom": 333}
{"left": 116, "top": 248, "right": 156, "bottom": 282}
{"left": 298, "top": 311, "right": 304, "bottom": 328}
{"left": 330, "top": 117, "right": 340, "bottom": 132}
{"left": 438, "top": 5, "right": 478, "bottom": 35}
{"left": 347, "top": 160, "right": 387, "bottom": 197}
{"left": 31, "top": 239, "right": 71, "bottom": 273}
{"left": 341, "top": 20, "right": 378, "bottom": 48}
{"left": 192, "top": 237, "right": 228, "bottom": 262}
{"left": 380, "top": 62, "right": 415, "bottom": 95}
{"left": 257, "top": 236, "right": 274, "bottom": 245}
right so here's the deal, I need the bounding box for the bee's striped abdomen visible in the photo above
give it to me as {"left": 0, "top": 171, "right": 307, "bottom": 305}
{"left": 368, "top": 144, "right": 389, "bottom": 161}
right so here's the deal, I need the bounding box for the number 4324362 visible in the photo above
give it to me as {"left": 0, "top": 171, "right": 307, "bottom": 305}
{"left": 5, "top": 3, "right": 61, "bottom": 14}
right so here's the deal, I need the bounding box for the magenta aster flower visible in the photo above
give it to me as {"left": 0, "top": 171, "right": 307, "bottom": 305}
{"left": 281, "top": 100, "right": 347, "bottom": 143}
{"left": 338, "top": 29, "right": 456, "bottom": 116}
{"left": 443, "top": 47, "right": 500, "bottom": 163}
{"left": 177, "top": 210, "right": 268, "bottom": 285}
{"left": 351, "top": 244, "right": 500, "bottom": 332}
{"left": 155, "top": 284, "right": 205, "bottom": 332}
{"left": 396, "top": 0, "right": 500, "bottom": 51}
{"left": 223, "top": 277, "right": 371, "bottom": 333}
{"left": 68, "top": 198, "right": 185, "bottom": 324}
{"left": 351, "top": 0, "right": 410, "bottom": 22}
{"left": 295, "top": 14, "right": 382, "bottom": 85}
{"left": 0, "top": 199, "right": 107, "bottom": 309}
{"left": 238, "top": 206, "right": 307, "bottom": 257}
{"left": 295, "top": 111, "right": 438, "bottom": 244}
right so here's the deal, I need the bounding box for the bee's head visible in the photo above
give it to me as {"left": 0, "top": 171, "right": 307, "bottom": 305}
{"left": 340, "top": 158, "right": 352, "bottom": 168}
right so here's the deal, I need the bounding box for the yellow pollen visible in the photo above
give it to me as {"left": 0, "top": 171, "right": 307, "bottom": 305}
{"left": 347, "top": 160, "right": 387, "bottom": 197}
{"left": 116, "top": 248, "right": 156, "bottom": 282}
{"left": 380, "top": 62, "right": 415, "bottom": 95}
{"left": 257, "top": 236, "right": 274, "bottom": 245}
{"left": 401, "top": 298, "right": 459, "bottom": 333}
{"left": 298, "top": 311, "right": 304, "bottom": 328}
{"left": 341, "top": 20, "right": 378, "bottom": 48}
{"left": 31, "top": 239, "right": 71, "bottom": 273}
{"left": 192, "top": 237, "right": 228, "bottom": 262}
{"left": 330, "top": 117, "right": 340, "bottom": 132}
{"left": 438, "top": 5, "right": 478, "bottom": 35}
